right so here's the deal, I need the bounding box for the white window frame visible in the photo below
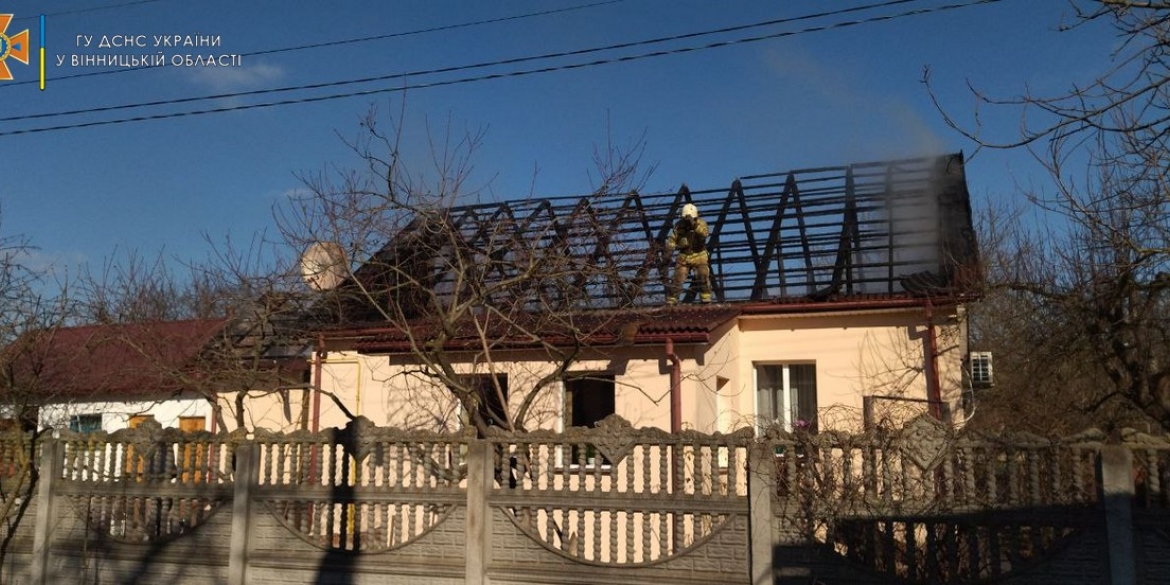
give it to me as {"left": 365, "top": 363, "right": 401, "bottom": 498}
{"left": 754, "top": 362, "right": 816, "bottom": 432}
{"left": 969, "top": 351, "right": 993, "bottom": 386}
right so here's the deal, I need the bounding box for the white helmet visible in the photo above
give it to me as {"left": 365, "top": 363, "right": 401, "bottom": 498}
{"left": 681, "top": 203, "right": 699, "bottom": 219}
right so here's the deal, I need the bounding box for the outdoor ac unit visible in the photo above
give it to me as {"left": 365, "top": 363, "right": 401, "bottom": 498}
{"left": 969, "top": 351, "right": 993, "bottom": 387}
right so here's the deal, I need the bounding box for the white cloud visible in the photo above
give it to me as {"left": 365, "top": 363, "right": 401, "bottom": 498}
{"left": 187, "top": 62, "right": 285, "bottom": 93}
{"left": 9, "top": 247, "right": 86, "bottom": 285}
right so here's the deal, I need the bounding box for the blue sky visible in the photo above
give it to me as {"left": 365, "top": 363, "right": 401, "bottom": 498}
{"left": 0, "top": 0, "right": 1117, "bottom": 279}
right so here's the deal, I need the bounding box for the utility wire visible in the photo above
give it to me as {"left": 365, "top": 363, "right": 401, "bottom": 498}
{"left": 0, "top": 0, "right": 927, "bottom": 122}
{"left": 0, "top": 0, "right": 623, "bottom": 88}
{"left": 0, "top": 0, "right": 1003, "bottom": 137}
{"left": 15, "top": 0, "right": 167, "bottom": 21}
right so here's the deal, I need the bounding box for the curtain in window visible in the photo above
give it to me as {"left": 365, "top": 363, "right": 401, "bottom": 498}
{"left": 789, "top": 364, "right": 818, "bottom": 430}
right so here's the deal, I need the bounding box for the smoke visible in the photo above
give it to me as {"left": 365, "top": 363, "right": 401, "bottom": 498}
{"left": 760, "top": 48, "right": 950, "bottom": 162}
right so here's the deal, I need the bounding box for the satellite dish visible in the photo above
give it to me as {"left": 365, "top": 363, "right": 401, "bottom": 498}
{"left": 300, "top": 242, "right": 347, "bottom": 290}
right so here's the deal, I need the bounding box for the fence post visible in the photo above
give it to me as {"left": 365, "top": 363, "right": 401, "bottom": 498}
{"left": 227, "top": 441, "right": 258, "bottom": 585}
{"left": 1098, "top": 445, "right": 1135, "bottom": 585}
{"left": 748, "top": 443, "right": 776, "bottom": 585}
{"left": 465, "top": 441, "right": 493, "bottom": 585}
{"left": 29, "top": 436, "right": 62, "bottom": 585}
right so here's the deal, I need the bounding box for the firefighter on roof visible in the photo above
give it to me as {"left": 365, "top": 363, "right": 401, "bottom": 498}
{"left": 666, "top": 202, "right": 712, "bottom": 304}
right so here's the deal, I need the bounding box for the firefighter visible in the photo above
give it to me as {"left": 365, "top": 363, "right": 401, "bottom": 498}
{"left": 666, "top": 203, "right": 712, "bottom": 304}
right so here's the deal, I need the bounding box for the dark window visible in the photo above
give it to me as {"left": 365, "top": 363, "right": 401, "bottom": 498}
{"left": 565, "top": 374, "right": 616, "bottom": 429}
{"left": 565, "top": 374, "right": 616, "bottom": 465}
{"left": 756, "top": 363, "right": 817, "bottom": 432}
{"left": 466, "top": 374, "right": 508, "bottom": 427}
{"left": 69, "top": 414, "right": 103, "bottom": 433}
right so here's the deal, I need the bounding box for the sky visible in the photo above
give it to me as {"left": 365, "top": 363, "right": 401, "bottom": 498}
{"left": 0, "top": 0, "right": 1119, "bottom": 282}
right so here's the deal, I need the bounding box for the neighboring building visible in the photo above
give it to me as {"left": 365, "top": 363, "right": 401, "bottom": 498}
{"left": 5, "top": 316, "right": 309, "bottom": 433}
{"left": 297, "top": 153, "right": 982, "bottom": 435}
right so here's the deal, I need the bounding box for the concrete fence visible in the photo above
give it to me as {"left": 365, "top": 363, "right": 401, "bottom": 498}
{"left": 0, "top": 415, "right": 1166, "bottom": 584}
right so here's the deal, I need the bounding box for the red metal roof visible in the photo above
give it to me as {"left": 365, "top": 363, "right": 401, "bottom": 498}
{"left": 331, "top": 304, "right": 742, "bottom": 353}
{"left": 7, "top": 319, "right": 228, "bottom": 402}
{"left": 325, "top": 292, "right": 981, "bottom": 354}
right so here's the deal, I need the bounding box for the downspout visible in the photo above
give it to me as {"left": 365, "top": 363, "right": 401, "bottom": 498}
{"left": 924, "top": 300, "right": 944, "bottom": 421}
{"left": 309, "top": 333, "right": 325, "bottom": 528}
{"left": 312, "top": 333, "right": 324, "bottom": 433}
{"left": 665, "top": 337, "right": 682, "bottom": 433}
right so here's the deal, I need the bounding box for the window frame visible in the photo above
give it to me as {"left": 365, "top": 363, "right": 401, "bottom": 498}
{"left": 561, "top": 372, "right": 617, "bottom": 470}
{"left": 969, "top": 351, "right": 993, "bottom": 387}
{"left": 69, "top": 413, "right": 104, "bottom": 434}
{"left": 754, "top": 362, "right": 818, "bottom": 433}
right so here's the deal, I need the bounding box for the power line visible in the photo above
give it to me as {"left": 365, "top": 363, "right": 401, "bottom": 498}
{"left": 15, "top": 0, "right": 167, "bottom": 21}
{"left": 0, "top": 0, "right": 927, "bottom": 123}
{"left": 0, "top": 0, "right": 1004, "bottom": 137}
{"left": 0, "top": 0, "right": 623, "bottom": 89}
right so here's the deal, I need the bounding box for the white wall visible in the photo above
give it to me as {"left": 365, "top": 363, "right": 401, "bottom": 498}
{"left": 39, "top": 397, "right": 211, "bottom": 432}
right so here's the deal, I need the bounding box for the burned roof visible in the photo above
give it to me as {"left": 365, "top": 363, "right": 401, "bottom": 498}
{"left": 329, "top": 153, "right": 980, "bottom": 325}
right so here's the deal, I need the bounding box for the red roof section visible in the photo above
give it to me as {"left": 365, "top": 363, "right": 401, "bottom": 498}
{"left": 8, "top": 319, "right": 228, "bottom": 402}
{"left": 324, "top": 293, "right": 974, "bottom": 354}
{"left": 331, "top": 304, "right": 742, "bottom": 353}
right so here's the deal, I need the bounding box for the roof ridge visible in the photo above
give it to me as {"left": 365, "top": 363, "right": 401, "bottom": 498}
{"left": 53, "top": 316, "right": 229, "bottom": 333}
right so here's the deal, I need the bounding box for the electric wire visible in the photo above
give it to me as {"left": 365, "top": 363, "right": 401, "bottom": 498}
{"left": 0, "top": 0, "right": 940, "bottom": 123}
{"left": 0, "top": 0, "right": 1003, "bottom": 137}
{"left": 0, "top": 0, "right": 623, "bottom": 88}
{"left": 0, "top": 0, "right": 921, "bottom": 117}
{"left": 14, "top": 0, "right": 168, "bottom": 21}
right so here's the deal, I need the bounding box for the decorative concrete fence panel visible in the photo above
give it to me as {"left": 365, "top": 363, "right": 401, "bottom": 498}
{"left": 482, "top": 415, "right": 754, "bottom": 584}
{"left": 1, "top": 414, "right": 1167, "bottom": 585}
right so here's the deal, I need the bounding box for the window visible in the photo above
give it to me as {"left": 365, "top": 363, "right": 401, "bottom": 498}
{"left": 969, "top": 352, "right": 993, "bottom": 387}
{"left": 756, "top": 363, "right": 817, "bottom": 432}
{"left": 465, "top": 374, "right": 509, "bottom": 428}
{"left": 70, "top": 414, "right": 103, "bottom": 433}
{"left": 179, "top": 416, "right": 206, "bottom": 432}
{"left": 128, "top": 414, "right": 155, "bottom": 429}
{"left": 564, "top": 374, "right": 616, "bottom": 429}
{"left": 564, "top": 374, "right": 616, "bottom": 466}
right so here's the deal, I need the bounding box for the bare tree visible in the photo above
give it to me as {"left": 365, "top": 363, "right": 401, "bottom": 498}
{"left": 279, "top": 107, "right": 657, "bottom": 436}
{"left": 965, "top": 143, "right": 1170, "bottom": 434}
{"left": 931, "top": 1, "right": 1170, "bottom": 156}
{"left": 0, "top": 221, "right": 74, "bottom": 575}
{"left": 926, "top": 2, "right": 1170, "bottom": 433}
{"left": 67, "top": 239, "right": 319, "bottom": 432}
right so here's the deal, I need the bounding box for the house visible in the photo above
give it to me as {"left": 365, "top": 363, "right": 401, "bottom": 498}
{"left": 4, "top": 316, "right": 309, "bottom": 433}
{"left": 290, "top": 153, "right": 981, "bottom": 435}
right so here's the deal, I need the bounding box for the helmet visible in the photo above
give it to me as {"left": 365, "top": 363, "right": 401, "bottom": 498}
{"left": 681, "top": 203, "right": 699, "bottom": 219}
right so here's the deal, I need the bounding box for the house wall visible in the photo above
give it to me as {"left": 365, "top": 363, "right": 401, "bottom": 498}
{"left": 691, "top": 317, "right": 740, "bottom": 433}
{"left": 214, "top": 388, "right": 311, "bottom": 433}
{"left": 219, "top": 305, "right": 968, "bottom": 434}
{"left": 39, "top": 397, "right": 211, "bottom": 432}
{"left": 314, "top": 347, "right": 680, "bottom": 432}
{"left": 730, "top": 306, "right": 965, "bottom": 432}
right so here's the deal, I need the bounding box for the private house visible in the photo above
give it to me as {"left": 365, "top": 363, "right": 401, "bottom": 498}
{"left": 4, "top": 316, "right": 309, "bottom": 433}
{"left": 299, "top": 153, "right": 981, "bottom": 435}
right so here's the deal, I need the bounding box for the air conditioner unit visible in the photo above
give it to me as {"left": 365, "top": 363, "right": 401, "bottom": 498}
{"left": 969, "top": 351, "right": 993, "bottom": 387}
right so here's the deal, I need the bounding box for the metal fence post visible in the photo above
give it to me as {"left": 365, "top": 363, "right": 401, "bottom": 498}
{"left": 29, "top": 436, "right": 62, "bottom": 585}
{"left": 227, "top": 441, "right": 258, "bottom": 585}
